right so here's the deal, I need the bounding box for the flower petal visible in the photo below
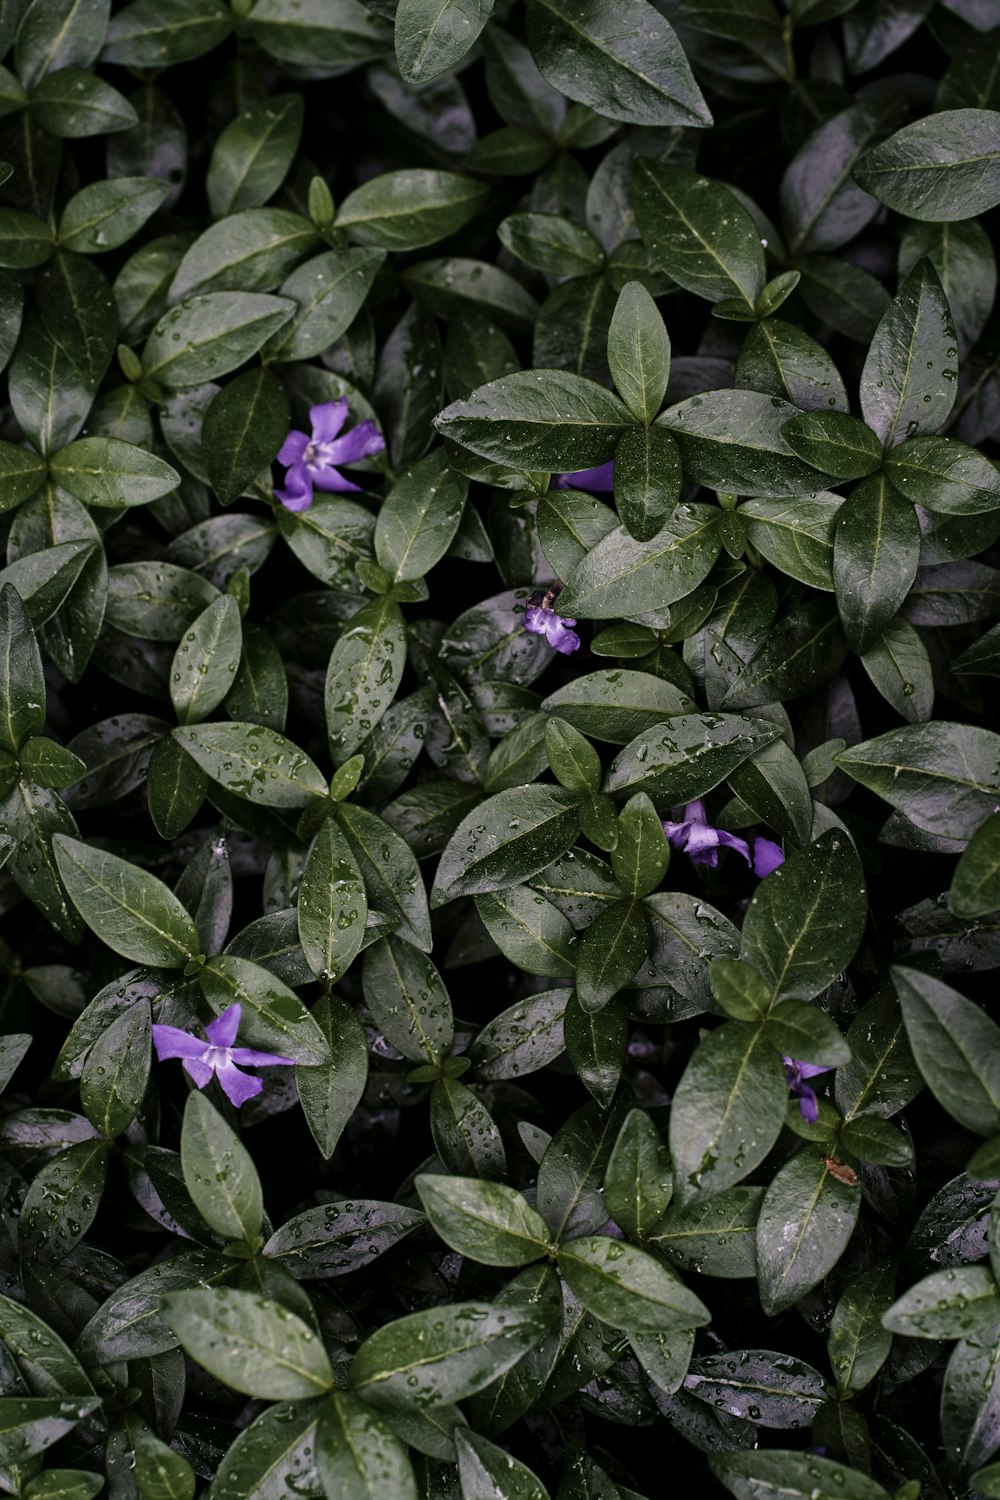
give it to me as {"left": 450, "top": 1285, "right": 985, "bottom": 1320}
{"left": 204, "top": 1004, "right": 241, "bottom": 1049}
{"left": 181, "top": 1056, "right": 214, "bottom": 1089}
{"left": 714, "top": 828, "right": 753, "bottom": 867}
{"left": 545, "top": 617, "right": 580, "bottom": 654}
{"left": 151, "top": 1024, "right": 209, "bottom": 1062}
{"left": 553, "top": 462, "right": 615, "bottom": 492}
{"left": 309, "top": 399, "right": 348, "bottom": 444}
{"left": 797, "top": 1085, "right": 819, "bottom": 1124}
{"left": 327, "top": 419, "right": 385, "bottom": 465}
{"left": 275, "top": 462, "right": 313, "bottom": 512}
{"left": 753, "top": 837, "right": 784, "bottom": 877}
{"left": 230, "top": 1046, "right": 296, "bottom": 1068}
{"left": 214, "top": 1058, "right": 264, "bottom": 1107}
{"left": 661, "top": 818, "right": 692, "bottom": 851}
{"left": 310, "top": 465, "right": 362, "bottom": 493}
{"left": 277, "top": 429, "right": 309, "bottom": 467}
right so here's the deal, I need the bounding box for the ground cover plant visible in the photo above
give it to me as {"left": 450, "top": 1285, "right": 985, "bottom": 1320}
{"left": 2, "top": 0, "right": 1000, "bottom": 1496}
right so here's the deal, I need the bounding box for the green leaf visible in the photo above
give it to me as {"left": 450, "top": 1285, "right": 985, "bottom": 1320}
{"left": 298, "top": 818, "right": 367, "bottom": 983}
{"left": 431, "top": 1074, "right": 506, "bottom": 1179}
{"left": 0, "top": 1397, "right": 102, "bottom": 1466}
{"left": 883, "top": 434, "right": 1000, "bottom": 516}
{"left": 685, "top": 1349, "right": 828, "bottom": 1427}
{"left": 557, "top": 1236, "right": 709, "bottom": 1333}
{"left": 23, "top": 1470, "right": 105, "bottom": 1500}
{"left": 30, "top": 69, "right": 137, "bottom": 138}
{"left": 892, "top": 964, "right": 1000, "bottom": 1136}
{"left": 173, "top": 722, "right": 327, "bottom": 808}
{"left": 168, "top": 208, "right": 319, "bottom": 301}
{"left": 79, "top": 1000, "right": 150, "bottom": 1138}
{"left": 180, "top": 1091, "right": 263, "bottom": 1246}
{"left": 833, "top": 473, "right": 921, "bottom": 654}
{"left": 374, "top": 449, "right": 467, "bottom": 582}
{"left": 827, "top": 1268, "right": 894, "bottom": 1396}
{"left": 611, "top": 792, "right": 670, "bottom": 898}
{"left": 603, "top": 712, "right": 782, "bottom": 804}
{"left": 899, "top": 217, "right": 997, "bottom": 359}
{"left": 536, "top": 1096, "right": 628, "bottom": 1242}
{"left": 475, "top": 885, "right": 578, "bottom": 980}
{"left": 709, "top": 958, "right": 771, "bottom": 1022}
{"left": 741, "top": 830, "right": 866, "bottom": 1003}
{"left": 882, "top": 1265, "right": 1000, "bottom": 1341}
{"left": 721, "top": 599, "right": 847, "bottom": 710}
{"left": 416, "top": 1175, "right": 551, "bottom": 1266}
{"left": 337, "top": 170, "right": 488, "bottom": 251}
{"left": 148, "top": 735, "right": 207, "bottom": 838}
{"left": 613, "top": 425, "right": 683, "bottom": 543}
{"left": 660, "top": 390, "right": 826, "bottom": 497}
{"left": 0, "top": 442, "right": 47, "bottom": 514}
{"left": 243, "top": 0, "right": 392, "bottom": 69}
{"left": 363, "top": 935, "right": 453, "bottom": 1065}
{"left": 632, "top": 161, "right": 764, "bottom": 307}
{"left": 854, "top": 108, "right": 1000, "bottom": 222}
{"left": 431, "top": 785, "right": 580, "bottom": 905}
{"left": 263, "top": 1199, "right": 423, "bottom": 1279}
{"left": 58, "top": 176, "right": 169, "bottom": 254}
{"left": 542, "top": 669, "right": 693, "bottom": 744}
{"left": 437, "top": 369, "right": 633, "bottom": 471}
{"left": 735, "top": 317, "right": 848, "bottom": 414}
{"left": 564, "top": 990, "right": 627, "bottom": 1104}
{"left": 143, "top": 292, "right": 294, "bottom": 388}
{"left": 780, "top": 410, "right": 883, "bottom": 481}
{"left": 469, "top": 989, "right": 568, "bottom": 1080}
{"left": 325, "top": 596, "right": 406, "bottom": 762}
{"left": 316, "top": 1391, "right": 418, "bottom": 1500}
{"left": 202, "top": 366, "right": 289, "bottom": 506}
{"left": 0, "top": 209, "right": 54, "bottom": 268}
{"left": 575, "top": 899, "right": 650, "bottom": 1012}
{"left": 207, "top": 93, "right": 303, "bottom": 218}
{"left": 756, "top": 1150, "right": 861, "bottom": 1316}
{"left": 950, "top": 811, "right": 1000, "bottom": 917}
{"left": 162, "top": 1288, "right": 334, "bottom": 1398}
{"left": 557, "top": 504, "right": 721, "bottom": 619}
{"left": 499, "top": 211, "right": 603, "bottom": 277}
{"left": 455, "top": 1430, "right": 549, "bottom": 1500}
{"left": 50, "top": 436, "right": 179, "bottom": 509}
{"left": 349, "top": 1301, "right": 546, "bottom": 1408}
{"left": 524, "top": 0, "right": 710, "bottom": 127}
{"left": 606, "top": 280, "right": 670, "bottom": 424}
{"left": 0, "top": 583, "right": 45, "bottom": 753}
{"left": 52, "top": 834, "right": 200, "bottom": 966}
{"left": 199, "top": 954, "right": 330, "bottom": 1066}
{"left": 836, "top": 722, "right": 1000, "bottom": 842}
{"left": 762, "top": 999, "right": 850, "bottom": 1069}
{"left": 395, "top": 0, "right": 493, "bottom": 83}
{"left": 170, "top": 594, "right": 243, "bottom": 726}
{"left": 134, "top": 1432, "right": 196, "bottom": 1500}
{"left": 296, "top": 993, "right": 368, "bottom": 1161}
{"left": 859, "top": 259, "right": 957, "bottom": 449}
{"left": 264, "top": 247, "right": 385, "bottom": 363}
{"left": 726, "top": 736, "right": 813, "bottom": 845}
{"left": 649, "top": 1186, "right": 763, "bottom": 1280}
{"left": 604, "top": 1108, "right": 673, "bottom": 1241}
{"left": 18, "top": 1139, "right": 108, "bottom": 1263}
{"left": 204, "top": 1402, "right": 320, "bottom": 1500}
{"left": 710, "top": 1451, "right": 890, "bottom": 1500}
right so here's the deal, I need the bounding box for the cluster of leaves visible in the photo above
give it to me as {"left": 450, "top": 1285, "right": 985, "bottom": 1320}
{"left": 2, "top": 1, "right": 1000, "bottom": 1498}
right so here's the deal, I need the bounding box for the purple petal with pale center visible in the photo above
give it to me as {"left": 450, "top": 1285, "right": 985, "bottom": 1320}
{"left": 309, "top": 399, "right": 348, "bottom": 444}
{"left": 204, "top": 1003, "right": 241, "bottom": 1049}
{"left": 277, "top": 429, "right": 309, "bottom": 467}
{"left": 181, "top": 1056, "right": 214, "bottom": 1089}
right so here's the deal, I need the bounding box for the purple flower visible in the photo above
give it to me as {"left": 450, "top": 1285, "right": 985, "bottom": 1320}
{"left": 151, "top": 1002, "right": 294, "bottom": 1108}
{"left": 782, "top": 1056, "right": 831, "bottom": 1125}
{"left": 552, "top": 461, "right": 615, "bottom": 493}
{"left": 523, "top": 586, "right": 580, "bottom": 655}
{"left": 275, "top": 399, "right": 384, "bottom": 512}
{"left": 661, "top": 800, "right": 784, "bottom": 877}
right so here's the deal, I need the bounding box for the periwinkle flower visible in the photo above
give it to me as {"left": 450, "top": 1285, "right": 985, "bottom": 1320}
{"left": 275, "top": 398, "right": 384, "bottom": 512}
{"left": 552, "top": 461, "right": 615, "bottom": 493}
{"left": 151, "top": 1002, "right": 294, "bottom": 1108}
{"left": 523, "top": 586, "right": 580, "bottom": 655}
{"left": 661, "top": 799, "right": 784, "bottom": 877}
{"left": 782, "top": 1057, "right": 831, "bottom": 1125}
